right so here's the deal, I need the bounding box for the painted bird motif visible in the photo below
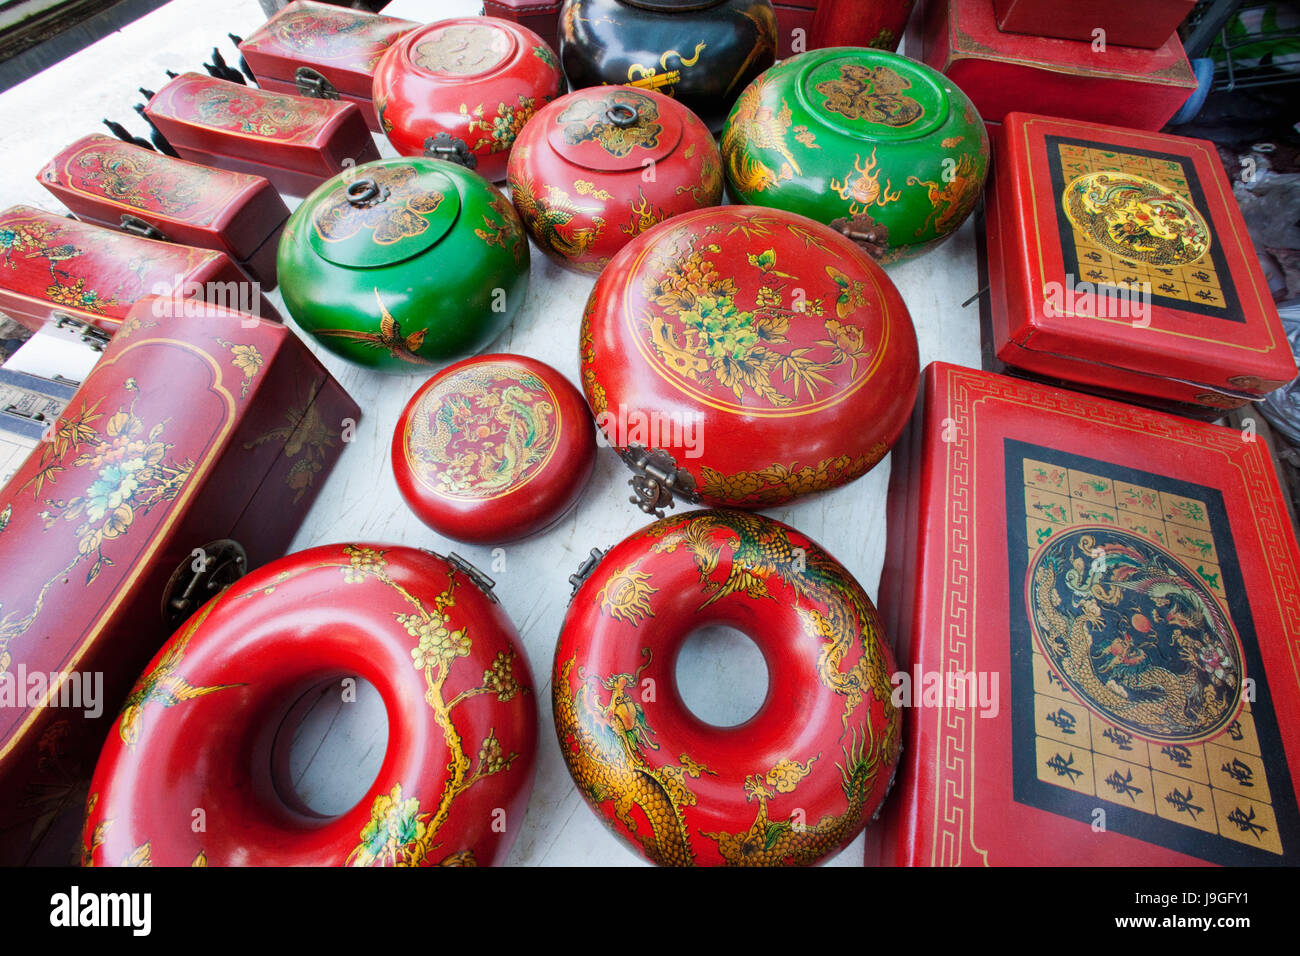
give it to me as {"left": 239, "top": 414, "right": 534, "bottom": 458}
{"left": 721, "top": 77, "right": 801, "bottom": 194}
{"left": 313, "top": 288, "right": 435, "bottom": 365}
{"left": 117, "top": 604, "right": 242, "bottom": 748}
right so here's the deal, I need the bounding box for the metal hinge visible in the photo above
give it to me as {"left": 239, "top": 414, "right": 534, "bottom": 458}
{"left": 53, "top": 314, "right": 111, "bottom": 352}
{"left": 423, "top": 132, "right": 477, "bottom": 169}
{"left": 295, "top": 66, "right": 339, "bottom": 100}
{"left": 161, "top": 539, "right": 248, "bottom": 630}
{"left": 619, "top": 444, "right": 700, "bottom": 519}
{"left": 445, "top": 551, "right": 498, "bottom": 603}
{"left": 568, "top": 547, "right": 606, "bottom": 598}
{"left": 119, "top": 214, "right": 169, "bottom": 242}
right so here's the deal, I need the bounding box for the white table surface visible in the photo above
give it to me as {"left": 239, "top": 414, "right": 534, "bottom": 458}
{"left": 0, "top": 0, "right": 983, "bottom": 866}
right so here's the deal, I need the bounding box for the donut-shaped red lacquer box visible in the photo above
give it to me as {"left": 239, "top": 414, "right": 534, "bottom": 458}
{"left": 372, "top": 16, "right": 563, "bottom": 182}
{"left": 555, "top": 509, "right": 901, "bottom": 866}
{"left": 507, "top": 85, "right": 723, "bottom": 275}
{"left": 392, "top": 354, "right": 597, "bottom": 544}
{"left": 580, "top": 205, "right": 919, "bottom": 515}
{"left": 82, "top": 544, "right": 537, "bottom": 867}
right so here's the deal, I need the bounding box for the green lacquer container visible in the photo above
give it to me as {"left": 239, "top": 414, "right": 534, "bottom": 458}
{"left": 721, "top": 47, "right": 989, "bottom": 264}
{"left": 278, "top": 156, "right": 530, "bottom": 373}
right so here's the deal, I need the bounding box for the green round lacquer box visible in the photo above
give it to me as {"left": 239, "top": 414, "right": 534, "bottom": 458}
{"left": 278, "top": 157, "right": 530, "bottom": 373}
{"left": 721, "top": 47, "right": 989, "bottom": 264}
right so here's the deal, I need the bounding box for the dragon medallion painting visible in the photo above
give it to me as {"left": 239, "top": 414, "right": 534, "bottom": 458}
{"left": 404, "top": 362, "right": 560, "bottom": 500}
{"left": 1062, "top": 172, "right": 1212, "bottom": 267}
{"left": 1027, "top": 526, "right": 1243, "bottom": 744}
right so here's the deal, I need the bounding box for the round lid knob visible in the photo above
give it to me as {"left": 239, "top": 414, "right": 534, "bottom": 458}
{"left": 393, "top": 354, "right": 597, "bottom": 543}
{"left": 306, "top": 162, "right": 461, "bottom": 269}
{"left": 545, "top": 87, "right": 683, "bottom": 173}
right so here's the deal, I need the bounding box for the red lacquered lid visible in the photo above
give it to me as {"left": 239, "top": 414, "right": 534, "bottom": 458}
{"left": 392, "top": 354, "right": 596, "bottom": 543}
{"left": 372, "top": 16, "right": 563, "bottom": 182}
{"left": 507, "top": 85, "right": 723, "bottom": 274}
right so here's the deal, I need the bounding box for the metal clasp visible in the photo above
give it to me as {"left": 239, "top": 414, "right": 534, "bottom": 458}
{"left": 161, "top": 539, "right": 248, "bottom": 629}
{"left": 446, "top": 552, "right": 498, "bottom": 603}
{"left": 295, "top": 66, "right": 339, "bottom": 100}
{"left": 619, "top": 444, "right": 700, "bottom": 519}
{"left": 119, "top": 214, "right": 168, "bottom": 241}
{"left": 423, "top": 132, "right": 477, "bottom": 170}
{"left": 568, "top": 547, "right": 606, "bottom": 598}
{"left": 53, "top": 313, "right": 111, "bottom": 352}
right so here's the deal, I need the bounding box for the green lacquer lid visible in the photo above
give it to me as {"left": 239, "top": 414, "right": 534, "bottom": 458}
{"left": 308, "top": 162, "right": 461, "bottom": 269}
{"left": 797, "top": 51, "right": 949, "bottom": 142}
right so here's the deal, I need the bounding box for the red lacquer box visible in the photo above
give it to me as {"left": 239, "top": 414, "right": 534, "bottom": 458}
{"left": 238, "top": 0, "right": 418, "bottom": 133}
{"left": 143, "top": 73, "right": 380, "bottom": 197}
{"left": 919, "top": 0, "right": 1197, "bottom": 128}
{"left": 775, "top": 0, "right": 817, "bottom": 58}
{"left": 484, "top": 0, "right": 562, "bottom": 56}
{"left": 0, "top": 205, "right": 278, "bottom": 335}
{"left": 986, "top": 113, "right": 1296, "bottom": 413}
{"left": 868, "top": 362, "right": 1300, "bottom": 866}
{"left": 37, "top": 134, "right": 289, "bottom": 290}
{"left": 0, "top": 295, "right": 359, "bottom": 865}
{"left": 993, "top": 0, "right": 1196, "bottom": 50}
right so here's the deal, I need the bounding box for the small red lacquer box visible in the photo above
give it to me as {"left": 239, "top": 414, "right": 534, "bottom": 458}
{"left": 143, "top": 73, "right": 380, "bottom": 197}
{"left": 993, "top": 0, "right": 1196, "bottom": 50}
{"left": 0, "top": 296, "right": 360, "bottom": 865}
{"left": 483, "top": 0, "right": 563, "bottom": 56}
{"left": 775, "top": 0, "right": 817, "bottom": 58}
{"left": 919, "top": 0, "right": 1197, "bottom": 128}
{"left": 238, "top": 0, "right": 418, "bottom": 133}
{"left": 37, "top": 134, "right": 289, "bottom": 290}
{"left": 0, "top": 205, "right": 278, "bottom": 335}
{"left": 867, "top": 361, "right": 1300, "bottom": 866}
{"left": 986, "top": 112, "right": 1296, "bottom": 413}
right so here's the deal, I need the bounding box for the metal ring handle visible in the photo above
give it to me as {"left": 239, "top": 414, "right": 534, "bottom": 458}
{"left": 605, "top": 103, "right": 639, "bottom": 128}
{"left": 346, "top": 178, "right": 381, "bottom": 207}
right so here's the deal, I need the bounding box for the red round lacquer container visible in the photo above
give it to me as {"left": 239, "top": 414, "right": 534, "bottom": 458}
{"left": 507, "top": 85, "right": 723, "bottom": 275}
{"left": 392, "top": 354, "right": 596, "bottom": 543}
{"left": 372, "top": 16, "right": 563, "bottom": 182}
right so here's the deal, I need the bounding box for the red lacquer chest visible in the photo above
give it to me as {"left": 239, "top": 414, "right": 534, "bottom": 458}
{"left": 0, "top": 296, "right": 359, "bottom": 865}
{"left": 993, "top": 0, "right": 1196, "bottom": 50}
{"left": 774, "top": 0, "right": 817, "bottom": 58}
{"left": 143, "top": 73, "right": 380, "bottom": 198}
{"left": 37, "top": 134, "right": 289, "bottom": 290}
{"left": 0, "top": 205, "right": 277, "bottom": 335}
{"left": 919, "top": 0, "right": 1197, "bottom": 128}
{"left": 484, "top": 0, "right": 563, "bottom": 56}
{"left": 238, "top": 0, "right": 418, "bottom": 133}
{"left": 986, "top": 112, "right": 1296, "bottom": 412}
{"left": 869, "top": 362, "right": 1300, "bottom": 866}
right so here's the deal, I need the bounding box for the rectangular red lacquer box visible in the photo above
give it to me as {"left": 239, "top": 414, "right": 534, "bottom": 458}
{"left": 993, "top": 0, "right": 1196, "bottom": 50}
{"left": 867, "top": 362, "right": 1300, "bottom": 866}
{"left": 238, "top": 0, "right": 417, "bottom": 133}
{"left": 0, "top": 205, "right": 277, "bottom": 335}
{"left": 986, "top": 113, "right": 1296, "bottom": 413}
{"left": 918, "top": 0, "right": 1197, "bottom": 128}
{"left": 37, "top": 134, "right": 289, "bottom": 290}
{"left": 775, "top": 1, "right": 817, "bottom": 58}
{"left": 143, "top": 73, "right": 379, "bottom": 198}
{"left": 484, "top": 0, "right": 563, "bottom": 57}
{"left": 0, "top": 296, "right": 359, "bottom": 865}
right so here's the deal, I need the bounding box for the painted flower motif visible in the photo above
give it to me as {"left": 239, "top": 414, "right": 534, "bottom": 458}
{"left": 348, "top": 784, "right": 429, "bottom": 867}
{"left": 477, "top": 731, "right": 507, "bottom": 775}
{"left": 45, "top": 277, "right": 114, "bottom": 314}
{"left": 483, "top": 650, "right": 521, "bottom": 701}
{"left": 342, "top": 544, "right": 386, "bottom": 583}
{"left": 405, "top": 614, "right": 470, "bottom": 669}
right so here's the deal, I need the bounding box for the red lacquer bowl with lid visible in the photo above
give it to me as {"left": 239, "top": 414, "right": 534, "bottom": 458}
{"left": 507, "top": 85, "right": 723, "bottom": 275}
{"left": 580, "top": 205, "right": 920, "bottom": 514}
{"left": 372, "top": 16, "right": 564, "bottom": 182}
{"left": 392, "top": 354, "right": 597, "bottom": 543}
